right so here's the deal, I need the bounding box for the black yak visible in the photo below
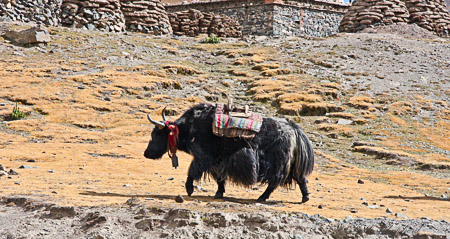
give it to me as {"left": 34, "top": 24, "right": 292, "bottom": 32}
{"left": 144, "top": 103, "right": 314, "bottom": 203}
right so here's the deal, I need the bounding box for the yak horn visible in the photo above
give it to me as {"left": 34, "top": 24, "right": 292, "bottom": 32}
{"left": 147, "top": 114, "right": 165, "bottom": 129}
{"left": 162, "top": 106, "right": 168, "bottom": 122}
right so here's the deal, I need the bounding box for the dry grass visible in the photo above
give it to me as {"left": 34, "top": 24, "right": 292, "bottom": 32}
{"left": 386, "top": 101, "right": 413, "bottom": 115}
{"left": 252, "top": 63, "right": 281, "bottom": 71}
{"left": 163, "top": 64, "right": 204, "bottom": 75}
{"left": 348, "top": 95, "right": 375, "bottom": 109}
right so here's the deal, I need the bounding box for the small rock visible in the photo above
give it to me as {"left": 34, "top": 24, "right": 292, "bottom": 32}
{"left": 318, "top": 205, "right": 323, "bottom": 209}
{"left": 350, "top": 210, "right": 358, "bottom": 213}
{"left": 0, "top": 103, "right": 6, "bottom": 106}
{"left": 325, "top": 218, "right": 334, "bottom": 223}
{"left": 48, "top": 170, "right": 54, "bottom": 173}
{"left": 46, "top": 206, "right": 76, "bottom": 219}
{"left": 368, "top": 205, "right": 378, "bottom": 209}
{"left": 125, "top": 198, "right": 139, "bottom": 206}
{"left": 327, "top": 133, "right": 338, "bottom": 139}
{"left": 357, "top": 179, "right": 364, "bottom": 184}
{"left": 87, "top": 23, "right": 95, "bottom": 31}
{"left": 362, "top": 202, "right": 369, "bottom": 206}
{"left": 0, "top": 171, "right": 9, "bottom": 176}
{"left": 395, "top": 212, "right": 408, "bottom": 218}
{"left": 175, "top": 195, "right": 184, "bottom": 203}
{"left": 123, "top": 184, "right": 132, "bottom": 188}
{"left": 0, "top": 164, "right": 5, "bottom": 171}
{"left": 77, "top": 85, "right": 86, "bottom": 90}
{"left": 167, "top": 177, "right": 174, "bottom": 181}
{"left": 441, "top": 194, "right": 448, "bottom": 199}
{"left": 9, "top": 169, "right": 18, "bottom": 175}
{"left": 195, "top": 185, "right": 206, "bottom": 192}
{"left": 337, "top": 119, "right": 353, "bottom": 125}
{"left": 19, "top": 165, "right": 33, "bottom": 169}
{"left": 145, "top": 198, "right": 155, "bottom": 200}
{"left": 27, "top": 159, "right": 36, "bottom": 163}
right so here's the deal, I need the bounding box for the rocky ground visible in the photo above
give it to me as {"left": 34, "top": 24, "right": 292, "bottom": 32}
{"left": 0, "top": 21, "right": 449, "bottom": 238}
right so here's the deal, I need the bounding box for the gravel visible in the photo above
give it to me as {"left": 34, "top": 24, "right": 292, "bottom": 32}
{"left": 0, "top": 197, "right": 448, "bottom": 238}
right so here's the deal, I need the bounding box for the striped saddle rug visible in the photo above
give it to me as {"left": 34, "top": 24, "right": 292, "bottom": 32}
{"left": 212, "top": 103, "right": 263, "bottom": 139}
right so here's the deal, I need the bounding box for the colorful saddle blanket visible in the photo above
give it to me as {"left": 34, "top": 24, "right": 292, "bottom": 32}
{"left": 213, "top": 103, "right": 263, "bottom": 139}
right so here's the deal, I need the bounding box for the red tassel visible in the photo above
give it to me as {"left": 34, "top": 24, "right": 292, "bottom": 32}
{"left": 165, "top": 122, "right": 179, "bottom": 156}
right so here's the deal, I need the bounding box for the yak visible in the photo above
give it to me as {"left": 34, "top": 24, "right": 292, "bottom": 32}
{"left": 144, "top": 103, "right": 314, "bottom": 203}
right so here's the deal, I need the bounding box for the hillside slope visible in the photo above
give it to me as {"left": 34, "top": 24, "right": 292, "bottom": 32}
{"left": 0, "top": 22, "right": 449, "bottom": 237}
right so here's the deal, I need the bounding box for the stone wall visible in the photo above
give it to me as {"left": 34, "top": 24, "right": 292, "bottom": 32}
{"left": 0, "top": 0, "right": 354, "bottom": 37}
{"left": 209, "top": 5, "right": 274, "bottom": 36}
{"left": 0, "top": 0, "right": 62, "bottom": 26}
{"left": 166, "top": 0, "right": 349, "bottom": 37}
{"left": 404, "top": 0, "right": 449, "bottom": 37}
{"left": 169, "top": 9, "right": 241, "bottom": 37}
{"left": 121, "top": 0, "right": 172, "bottom": 35}
{"left": 273, "top": 5, "right": 344, "bottom": 37}
{"left": 165, "top": 0, "right": 272, "bottom": 36}
{"left": 60, "top": 0, "right": 125, "bottom": 32}
{"left": 339, "top": 0, "right": 450, "bottom": 37}
{"left": 1, "top": 0, "right": 173, "bottom": 35}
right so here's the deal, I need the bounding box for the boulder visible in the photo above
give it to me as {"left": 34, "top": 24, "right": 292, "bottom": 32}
{"left": 4, "top": 25, "right": 51, "bottom": 45}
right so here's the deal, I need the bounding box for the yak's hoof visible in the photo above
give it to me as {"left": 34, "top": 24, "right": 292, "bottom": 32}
{"left": 214, "top": 192, "right": 224, "bottom": 199}
{"left": 256, "top": 196, "right": 267, "bottom": 202}
{"left": 301, "top": 196, "right": 310, "bottom": 203}
{"left": 186, "top": 184, "right": 194, "bottom": 196}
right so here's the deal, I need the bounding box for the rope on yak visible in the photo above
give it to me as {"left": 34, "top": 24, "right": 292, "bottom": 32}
{"left": 165, "top": 121, "right": 179, "bottom": 169}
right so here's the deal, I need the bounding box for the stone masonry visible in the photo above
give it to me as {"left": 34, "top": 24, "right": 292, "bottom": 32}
{"left": 169, "top": 9, "right": 242, "bottom": 37}
{"left": 0, "top": 0, "right": 62, "bottom": 26}
{"left": 121, "top": 0, "right": 172, "bottom": 35}
{"left": 1, "top": 0, "right": 172, "bottom": 35}
{"left": 165, "top": 0, "right": 351, "bottom": 37}
{"left": 0, "top": 0, "right": 353, "bottom": 37}
{"left": 339, "top": 0, "right": 450, "bottom": 37}
{"left": 60, "top": 0, "right": 126, "bottom": 32}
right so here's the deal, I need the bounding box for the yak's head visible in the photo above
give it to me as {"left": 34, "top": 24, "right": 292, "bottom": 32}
{"left": 144, "top": 107, "right": 172, "bottom": 159}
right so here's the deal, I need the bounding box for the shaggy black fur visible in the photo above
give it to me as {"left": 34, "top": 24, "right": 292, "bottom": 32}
{"left": 144, "top": 103, "right": 315, "bottom": 202}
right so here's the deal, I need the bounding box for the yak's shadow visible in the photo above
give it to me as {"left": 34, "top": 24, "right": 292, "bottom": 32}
{"left": 383, "top": 195, "right": 449, "bottom": 202}
{"left": 80, "top": 191, "right": 304, "bottom": 205}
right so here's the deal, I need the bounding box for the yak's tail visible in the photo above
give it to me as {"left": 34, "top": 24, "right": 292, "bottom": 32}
{"left": 290, "top": 121, "right": 314, "bottom": 180}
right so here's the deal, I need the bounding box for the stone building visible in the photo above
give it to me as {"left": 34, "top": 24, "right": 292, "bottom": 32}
{"left": 165, "top": 0, "right": 351, "bottom": 37}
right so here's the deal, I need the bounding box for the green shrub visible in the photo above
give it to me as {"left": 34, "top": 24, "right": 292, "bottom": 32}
{"left": 204, "top": 34, "right": 220, "bottom": 44}
{"left": 11, "top": 102, "right": 25, "bottom": 120}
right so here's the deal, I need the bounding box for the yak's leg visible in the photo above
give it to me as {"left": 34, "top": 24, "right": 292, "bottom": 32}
{"left": 296, "top": 177, "right": 310, "bottom": 203}
{"left": 209, "top": 168, "right": 226, "bottom": 199}
{"left": 185, "top": 153, "right": 214, "bottom": 197}
{"left": 185, "top": 175, "right": 194, "bottom": 196}
{"left": 214, "top": 179, "right": 225, "bottom": 199}
{"left": 257, "top": 181, "right": 280, "bottom": 202}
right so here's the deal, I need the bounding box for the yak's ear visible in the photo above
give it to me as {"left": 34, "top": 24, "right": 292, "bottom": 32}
{"left": 147, "top": 114, "right": 165, "bottom": 129}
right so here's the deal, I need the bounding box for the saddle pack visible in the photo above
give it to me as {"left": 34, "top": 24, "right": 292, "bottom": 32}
{"left": 213, "top": 100, "right": 262, "bottom": 139}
